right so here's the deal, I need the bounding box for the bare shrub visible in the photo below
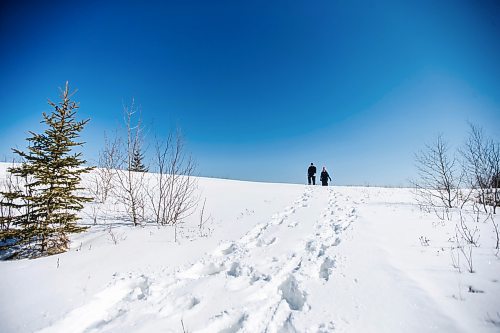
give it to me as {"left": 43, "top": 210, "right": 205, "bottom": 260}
{"left": 462, "top": 124, "right": 499, "bottom": 214}
{"left": 453, "top": 231, "right": 475, "bottom": 274}
{"left": 489, "top": 214, "right": 499, "bottom": 255}
{"left": 452, "top": 211, "right": 484, "bottom": 273}
{"left": 459, "top": 241, "right": 474, "bottom": 274}
{"left": 418, "top": 235, "right": 430, "bottom": 246}
{"left": 198, "top": 198, "right": 212, "bottom": 237}
{"left": 488, "top": 143, "right": 500, "bottom": 213}
{"left": 85, "top": 134, "right": 122, "bottom": 225}
{"left": 113, "top": 101, "right": 148, "bottom": 226}
{"left": 107, "top": 225, "right": 126, "bottom": 245}
{"left": 90, "top": 133, "right": 121, "bottom": 204}
{"left": 450, "top": 245, "right": 461, "bottom": 273}
{"left": 413, "top": 135, "right": 462, "bottom": 219}
{"left": 146, "top": 129, "right": 198, "bottom": 229}
{"left": 457, "top": 211, "right": 480, "bottom": 247}
{"left": 85, "top": 100, "right": 200, "bottom": 236}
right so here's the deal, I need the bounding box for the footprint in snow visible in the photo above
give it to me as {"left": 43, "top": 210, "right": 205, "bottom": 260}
{"left": 279, "top": 275, "right": 307, "bottom": 311}
{"left": 317, "top": 321, "right": 336, "bottom": 332}
{"left": 305, "top": 240, "right": 317, "bottom": 253}
{"left": 214, "top": 242, "right": 238, "bottom": 256}
{"left": 319, "top": 257, "right": 336, "bottom": 281}
{"left": 227, "top": 262, "right": 242, "bottom": 277}
{"left": 196, "top": 311, "right": 247, "bottom": 333}
{"left": 158, "top": 293, "right": 200, "bottom": 317}
{"left": 256, "top": 236, "right": 277, "bottom": 247}
{"left": 270, "top": 213, "right": 288, "bottom": 225}
{"left": 178, "top": 261, "right": 226, "bottom": 279}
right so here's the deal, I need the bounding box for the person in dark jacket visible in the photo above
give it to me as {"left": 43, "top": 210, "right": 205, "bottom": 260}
{"left": 320, "top": 166, "right": 332, "bottom": 186}
{"left": 307, "top": 163, "right": 316, "bottom": 185}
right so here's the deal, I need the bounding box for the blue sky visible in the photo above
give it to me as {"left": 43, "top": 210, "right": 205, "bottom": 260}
{"left": 1, "top": 0, "right": 499, "bottom": 185}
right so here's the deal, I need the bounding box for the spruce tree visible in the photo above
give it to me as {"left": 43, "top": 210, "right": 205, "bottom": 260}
{"left": 4, "top": 82, "right": 92, "bottom": 257}
{"left": 130, "top": 145, "right": 148, "bottom": 172}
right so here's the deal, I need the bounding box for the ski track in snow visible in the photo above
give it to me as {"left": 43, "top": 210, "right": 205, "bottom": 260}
{"left": 37, "top": 187, "right": 358, "bottom": 333}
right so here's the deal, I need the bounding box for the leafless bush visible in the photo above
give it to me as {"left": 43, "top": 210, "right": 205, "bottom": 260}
{"left": 107, "top": 225, "right": 126, "bottom": 245}
{"left": 459, "top": 242, "right": 474, "bottom": 273}
{"left": 90, "top": 133, "right": 121, "bottom": 204}
{"left": 488, "top": 143, "right": 500, "bottom": 213}
{"left": 458, "top": 188, "right": 474, "bottom": 210}
{"left": 418, "top": 235, "right": 430, "bottom": 246}
{"left": 489, "top": 214, "right": 499, "bottom": 254}
{"left": 87, "top": 100, "right": 199, "bottom": 234}
{"left": 114, "top": 164, "right": 146, "bottom": 227}
{"left": 450, "top": 245, "right": 461, "bottom": 273}
{"left": 457, "top": 211, "right": 480, "bottom": 247}
{"left": 413, "top": 135, "right": 462, "bottom": 219}
{"left": 453, "top": 234, "right": 474, "bottom": 274}
{"left": 113, "top": 101, "right": 148, "bottom": 226}
{"left": 451, "top": 211, "right": 480, "bottom": 273}
{"left": 84, "top": 134, "right": 122, "bottom": 225}
{"left": 461, "top": 124, "right": 499, "bottom": 214}
{"left": 146, "top": 129, "right": 198, "bottom": 227}
{"left": 147, "top": 134, "right": 173, "bottom": 225}
{"left": 198, "top": 198, "right": 212, "bottom": 237}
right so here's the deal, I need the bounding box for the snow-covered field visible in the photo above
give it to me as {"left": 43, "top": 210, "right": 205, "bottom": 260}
{"left": 1, "top": 166, "right": 499, "bottom": 332}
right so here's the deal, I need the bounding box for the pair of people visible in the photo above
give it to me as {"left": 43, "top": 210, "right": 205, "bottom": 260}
{"left": 307, "top": 162, "right": 332, "bottom": 186}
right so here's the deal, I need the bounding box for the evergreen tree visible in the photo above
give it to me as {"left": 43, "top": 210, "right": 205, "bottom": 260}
{"left": 130, "top": 145, "right": 148, "bottom": 173}
{"left": 2, "top": 82, "right": 93, "bottom": 257}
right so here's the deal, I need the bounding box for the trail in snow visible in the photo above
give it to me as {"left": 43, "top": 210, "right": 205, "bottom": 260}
{"left": 37, "top": 186, "right": 358, "bottom": 333}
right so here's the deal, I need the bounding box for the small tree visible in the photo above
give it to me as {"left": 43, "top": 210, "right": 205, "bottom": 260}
{"left": 413, "top": 135, "right": 461, "bottom": 218}
{"left": 147, "top": 129, "right": 198, "bottom": 228}
{"left": 1, "top": 83, "right": 92, "bottom": 257}
{"left": 462, "top": 124, "right": 499, "bottom": 213}
{"left": 113, "top": 100, "right": 147, "bottom": 226}
{"left": 488, "top": 144, "right": 500, "bottom": 213}
{"left": 130, "top": 145, "right": 148, "bottom": 173}
{"left": 89, "top": 133, "right": 121, "bottom": 204}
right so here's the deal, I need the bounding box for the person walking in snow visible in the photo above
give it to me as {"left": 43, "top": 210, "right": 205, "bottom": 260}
{"left": 307, "top": 162, "right": 317, "bottom": 185}
{"left": 320, "top": 166, "right": 332, "bottom": 186}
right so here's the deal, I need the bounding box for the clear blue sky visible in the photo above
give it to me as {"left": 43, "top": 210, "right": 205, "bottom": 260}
{"left": 1, "top": 0, "right": 499, "bottom": 185}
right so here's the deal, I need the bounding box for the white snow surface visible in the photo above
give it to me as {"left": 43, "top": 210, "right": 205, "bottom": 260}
{"left": 1, "top": 165, "right": 499, "bottom": 332}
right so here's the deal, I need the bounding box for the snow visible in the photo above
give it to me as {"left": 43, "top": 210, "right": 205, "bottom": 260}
{"left": 0, "top": 165, "right": 499, "bottom": 332}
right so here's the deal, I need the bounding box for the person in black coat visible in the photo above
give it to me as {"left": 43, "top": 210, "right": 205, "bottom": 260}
{"left": 320, "top": 166, "right": 332, "bottom": 186}
{"left": 307, "top": 163, "right": 316, "bottom": 185}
